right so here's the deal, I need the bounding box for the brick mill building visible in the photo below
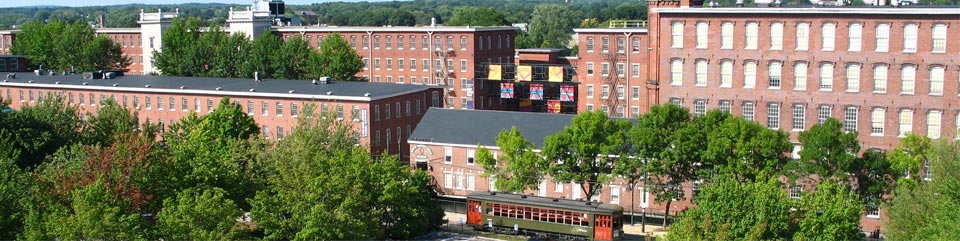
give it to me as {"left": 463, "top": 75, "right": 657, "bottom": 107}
{"left": 0, "top": 73, "right": 443, "bottom": 158}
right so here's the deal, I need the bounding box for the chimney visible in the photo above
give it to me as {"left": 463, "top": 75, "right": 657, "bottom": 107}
{"left": 98, "top": 13, "right": 105, "bottom": 28}
{"left": 254, "top": 71, "right": 261, "bottom": 82}
{"left": 430, "top": 17, "right": 436, "bottom": 27}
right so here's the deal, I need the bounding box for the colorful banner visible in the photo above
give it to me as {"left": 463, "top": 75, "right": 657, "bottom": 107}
{"left": 500, "top": 83, "right": 514, "bottom": 98}
{"left": 560, "top": 85, "right": 575, "bottom": 102}
{"left": 517, "top": 65, "right": 532, "bottom": 82}
{"left": 547, "top": 100, "right": 562, "bottom": 113}
{"left": 488, "top": 65, "right": 502, "bottom": 81}
{"left": 519, "top": 99, "right": 533, "bottom": 112}
{"left": 548, "top": 66, "right": 564, "bottom": 82}
{"left": 530, "top": 83, "right": 544, "bottom": 100}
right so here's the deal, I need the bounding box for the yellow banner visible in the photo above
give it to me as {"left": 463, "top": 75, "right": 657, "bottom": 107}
{"left": 548, "top": 66, "right": 564, "bottom": 82}
{"left": 488, "top": 65, "right": 502, "bottom": 81}
{"left": 516, "top": 65, "right": 532, "bottom": 82}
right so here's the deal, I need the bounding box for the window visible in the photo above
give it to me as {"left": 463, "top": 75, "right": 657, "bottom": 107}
{"left": 157, "top": 97, "right": 163, "bottom": 110}
{"left": 586, "top": 37, "right": 594, "bottom": 51}
{"left": 616, "top": 85, "right": 625, "bottom": 100}
{"left": 696, "top": 22, "right": 708, "bottom": 49}
{"left": 904, "top": 24, "right": 918, "bottom": 53}
{"left": 743, "top": 102, "right": 755, "bottom": 121}
{"left": 822, "top": 23, "right": 835, "bottom": 51}
{"left": 848, "top": 23, "right": 862, "bottom": 52}
{"left": 467, "top": 149, "right": 475, "bottom": 165}
{"left": 586, "top": 84, "right": 595, "bottom": 98}
{"left": 902, "top": 65, "right": 916, "bottom": 94}
{"left": 555, "top": 182, "right": 563, "bottom": 192}
{"left": 770, "top": 22, "right": 783, "bottom": 50}
{"left": 601, "top": 62, "right": 610, "bottom": 77}
{"left": 695, "top": 59, "right": 708, "bottom": 86}
{"left": 820, "top": 63, "right": 834, "bottom": 91}
{"left": 930, "top": 66, "right": 944, "bottom": 96}
{"left": 444, "top": 172, "right": 452, "bottom": 188}
{"left": 721, "top": 22, "right": 733, "bottom": 49}
{"left": 422, "top": 36, "right": 428, "bottom": 49}
{"left": 933, "top": 24, "right": 947, "bottom": 53}
{"left": 362, "top": 35, "right": 369, "bottom": 48}
{"left": 397, "top": 35, "right": 404, "bottom": 49}
{"left": 276, "top": 102, "right": 283, "bottom": 116}
{"left": 632, "top": 106, "right": 640, "bottom": 117}
{"left": 386, "top": 59, "right": 393, "bottom": 70}
{"left": 818, "top": 105, "right": 832, "bottom": 125}
{"left": 632, "top": 64, "right": 640, "bottom": 77}
{"left": 767, "top": 103, "right": 780, "bottom": 129}
{"left": 336, "top": 105, "right": 344, "bottom": 119}
{"left": 632, "top": 37, "right": 641, "bottom": 52}
{"left": 610, "top": 185, "right": 621, "bottom": 204}
{"left": 769, "top": 61, "right": 782, "bottom": 89}
{"left": 373, "top": 35, "right": 380, "bottom": 48}
{"left": 846, "top": 64, "right": 860, "bottom": 93}
{"left": 922, "top": 159, "right": 932, "bottom": 181}
{"left": 671, "top": 21, "right": 684, "bottom": 48}
{"left": 374, "top": 58, "right": 381, "bottom": 69}
{"left": 899, "top": 109, "right": 913, "bottom": 137}
{"left": 844, "top": 107, "right": 858, "bottom": 132}
{"left": 720, "top": 60, "right": 733, "bottom": 88}
{"left": 447, "top": 35, "right": 454, "bottom": 50}
{"left": 874, "top": 64, "right": 888, "bottom": 93}
{"left": 601, "top": 85, "right": 610, "bottom": 99}
{"left": 460, "top": 36, "right": 467, "bottom": 50}
{"left": 745, "top": 22, "right": 758, "bottom": 50}
{"left": 586, "top": 104, "right": 594, "bottom": 111}
{"left": 277, "top": 126, "right": 284, "bottom": 139}
{"left": 876, "top": 23, "right": 890, "bottom": 52}
{"left": 928, "top": 110, "right": 942, "bottom": 139}
{"left": 671, "top": 59, "right": 683, "bottom": 86}
{"left": 632, "top": 86, "right": 640, "bottom": 100}
{"left": 602, "top": 37, "right": 609, "bottom": 52}
{"left": 792, "top": 104, "right": 805, "bottom": 131}
{"left": 182, "top": 98, "right": 188, "bottom": 111}
{"left": 385, "top": 35, "right": 392, "bottom": 48}
{"left": 871, "top": 108, "right": 885, "bottom": 136}
{"left": 460, "top": 60, "right": 467, "bottom": 73}
{"left": 291, "top": 103, "right": 299, "bottom": 116}
{"left": 466, "top": 174, "right": 475, "bottom": 191}
{"left": 719, "top": 101, "right": 732, "bottom": 113}
{"left": 694, "top": 100, "right": 706, "bottom": 117}
{"left": 796, "top": 23, "right": 809, "bottom": 50}
{"left": 617, "top": 63, "right": 625, "bottom": 77}
{"left": 790, "top": 185, "right": 802, "bottom": 199}
{"left": 386, "top": 104, "right": 391, "bottom": 119}
{"left": 794, "top": 62, "right": 808, "bottom": 90}
{"left": 444, "top": 146, "right": 452, "bottom": 163}
{"left": 617, "top": 37, "right": 625, "bottom": 53}
{"left": 586, "top": 62, "right": 595, "bottom": 76}
{"left": 744, "top": 61, "right": 757, "bottom": 88}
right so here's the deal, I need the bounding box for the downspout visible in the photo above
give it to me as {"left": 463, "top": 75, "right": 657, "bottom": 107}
{"left": 367, "top": 31, "right": 374, "bottom": 80}
{"left": 624, "top": 32, "right": 633, "bottom": 118}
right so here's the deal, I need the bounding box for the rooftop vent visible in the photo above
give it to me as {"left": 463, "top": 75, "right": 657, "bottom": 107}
{"left": 553, "top": 198, "right": 559, "bottom": 202}
{"left": 363, "top": 93, "right": 370, "bottom": 97}
{"left": 113, "top": 83, "right": 119, "bottom": 87}
{"left": 254, "top": 72, "right": 262, "bottom": 82}
{"left": 318, "top": 76, "right": 331, "bottom": 84}
{"left": 27, "top": 80, "right": 33, "bottom": 83}
{"left": 249, "top": 89, "right": 256, "bottom": 92}
{"left": 216, "top": 87, "right": 222, "bottom": 91}
{"left": 326, "top": 91, "right": 333, "bottom": 95}
{"left": 179, "top": 86, "right": 185, "bottom": 89}
{"left": 521, "top": 195, "right": 527, "bottom": 199}
{"left": 55, "top": 81, "right": 61, "bottom": 85}
{"left": 104, "top": 72, "right": 116, "bottom": 79}
{"left": 288, "top": 90, "right": 295, "bottom": 93}
{"left": 145, "top": 85, "right": 151, "bottom": 88}
{"left": 82, "top": 82, "right": 89, "bottom": 85}
{"left": 489, "top": 191, "right": 496, "bottom": 195}
{"left": 5, "top": 73, "right": 15, "bottom": 79}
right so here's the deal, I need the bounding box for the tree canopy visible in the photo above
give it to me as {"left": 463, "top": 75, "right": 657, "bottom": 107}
{"left": 12, "top": 20, "right": 130, "bottom": 72}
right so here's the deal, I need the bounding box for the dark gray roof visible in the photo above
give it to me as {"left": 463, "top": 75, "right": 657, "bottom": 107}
{"left": 408, "top": 108, "right": 574, "bottom": 148}
{"left": 0, "top": 72, "right": 438, "bottom": 100}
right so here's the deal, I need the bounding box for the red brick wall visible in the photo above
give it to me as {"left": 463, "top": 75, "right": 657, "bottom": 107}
{"left": 576, "top": 31, "right": 650, "bottom": 118}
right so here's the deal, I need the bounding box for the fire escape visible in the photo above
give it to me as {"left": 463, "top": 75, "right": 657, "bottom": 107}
{"left": 434, "top": 46, "right": 457, "bottom": 107}
{"left": 602, "top": 52, "right": 626, "bottom": 116}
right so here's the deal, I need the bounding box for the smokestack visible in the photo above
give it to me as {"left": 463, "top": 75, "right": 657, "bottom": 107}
{"left": 98, "top": 13, "right": 104, "bottom": 28}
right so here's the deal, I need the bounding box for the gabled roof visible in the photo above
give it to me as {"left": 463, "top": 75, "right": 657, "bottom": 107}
{"left": 0, "top": 72, "right": 439, "bottom": 101}
{"left": 408, "top": 108, "right": 574, "bottom": 148}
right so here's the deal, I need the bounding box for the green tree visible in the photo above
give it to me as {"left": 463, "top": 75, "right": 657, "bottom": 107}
{"left": 0, "top": 131, "right": 27, "bottom": 239}
{"left": 81, "top": 35, "right": 132, "bottom": 72}
{"left": 445, "top": 7, "right": 509, "bottom": 26}
{"left": 793, "top": 181, "right": 864, "bottom": 241}
{"left": 796, "top": 118, "right": 860, "bottom": 181}
{"left": 313, "top": 33, "right": 363, "bottom": 81}
{"left": 251, "top": 108, "right": 442, "bottom": 240}
{"left": 476, "top": 127, "right": 545, "bottom": 193}
{"left": 888, "top": 134, "right": 932, "bottom": 190}
{"left": 271, "top": 34, "right": 313, "bottom": 79}
{"left": 667, "top": 177, "right": 795, "bottom": 241}
{"left": 0, "top": 92, "right": 82, "bottom": 168}
{"left": 526, "top": 4, "right": 577, "bottom": 49}
{"left": 542, "top": 111, "right": 626, "bottom": 201}
{"left": 629, "top": 104, "right": 697, "bottom": 226}
{"left": 83, "top": 98, "right": 139, "bottom": 146}
{"left": 155, "top": 187, "right": 245, "bottom": 240}
{"left": 153, "top": 18, "right": 204, "bottom": 76}
{"left": 45, "top": 178, "right": 148, "bottom": 240}
{"left": 241, "top": 33, "right": 282, "bottom": 79}
{"left": 387, "top": 10, "right": 417, "bottom": 26}
{"left": 704, "top": 115, "right": 792, "bottom": 182}
{"left": 886, "top": 140, "right": 960, "bottom": 240}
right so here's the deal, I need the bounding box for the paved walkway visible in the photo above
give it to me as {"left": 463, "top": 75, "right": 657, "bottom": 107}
{"left": 442, "top": 212, "right": 668, "bottom": 240}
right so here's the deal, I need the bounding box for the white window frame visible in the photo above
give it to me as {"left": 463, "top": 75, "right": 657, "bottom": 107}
{"left": 930, "top": 66, "right": 944, "bottom": 96}
{"left": 695, "top": 59, "right": 708, "bottom": 86}
{"left": 818, "top": 105, "right": 832, "bottom": 125}
{"left": 928, "top": 110, "right": 942, "bottom": 139}
{"left": 792, "top": 104, "right": 805, "bottom": 131}
{"left": 796, "top": 22, "right": 809, "bottom": 51}
{"left": 871, "top": 108, "right": 885, "bottom": 136}
{"left": 820, "top": 63, "right": 834, "bottom": 91}
{"left": 721, "top": 22, "right": 734, "bottom": 49}
{"left": 743, "top": 101, "right": 755, "bottom": 122}
{"left": 902, "top": 65, "right": 916, "bottom": 95}
{"left": 696, "top": 22, "right": 708, "bottom": 49}
{"left": 745, "top": 22, "right": 758, "bottom": 50}
{"left": 672, "top": 21, "right": 684, "bottom": 48}
{"left": 720, "top": 60, "right": 733, "bottom": 88}
{"left": 671, "top": 59, "right": 683, "bottom": 86}
{"left": 876, "top": 23, "right": 890, "bottom": 52}
{"left": 770, "top": 22, "right": 784, "bottom": 50}
{"left": 933, "top": 24, "right": 947, "bottom": 53}
{"left": 899, "top": 109, "right": 913, "bottom": 137}
{"left": 848, "top": 23, "right": 862, "bottom": 52}
{"left": 844, "top": 106, "right": 858, "bottom": 133}
{"left": 904, "top": 23, "right": 918, "bottom": 53}
{"left": 873, "top": 64, "right": 888, "bottom": 93}
{"left": 768, "top": 103, "right": 781, "bottom": 130}
{"left": 846, "top": 63, "right": 861, "bottom": 93}
{"left": 768, "top": 61, "right": 782, "bottom": 89}
{"left": 822, "top": 23, "right": 836, "bottom": 51}
{"left": 794, "top": 62, "right": 808, "bottom": 91}
{"left": 744, "top": 61, "right": 757, "bottom": 89}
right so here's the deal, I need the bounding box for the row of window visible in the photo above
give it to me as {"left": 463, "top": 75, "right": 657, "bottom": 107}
{"left": 676, "top": 99, "right": 956, "bottom": 139}
{"left": 584, "top": 62, "right": 642, "bottom": 78}
{"left": 670, "top": 59, "right": 956, "bottom": 96}
{"left": 585, "top": 36, "right": 643, "bottom": 53}
{"left": 372, "top": 124, "right": 411, "bottom": 153}
{"left": 584, "top": 84, "right": 642, "bottom": 100}
{"left": 0, "top": 58, "right": 19, "bottom": 70}
{"left": 373, "top": 100, "right": 423, "bottom": 121}
{"left": 673, "top": 21, "right": 946, "bottom": 53}
{"left": 486, "top": 203, "right": 592, "bottom": 226}
{"left": 109, "top": 34, "right": 141, "bottom": 48}
{"left": 363, "top": 58, "right": 471, "bottom": 73}
{"left": 316, "top": 33, "right": 510, "bottom": 51}
{"left": 584, "top": 104, "right": 641, "bottom": 119}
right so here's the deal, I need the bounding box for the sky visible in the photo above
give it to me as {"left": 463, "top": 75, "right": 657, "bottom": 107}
{"left": 1, "top": 0, "right": 382, "bottom": 8}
